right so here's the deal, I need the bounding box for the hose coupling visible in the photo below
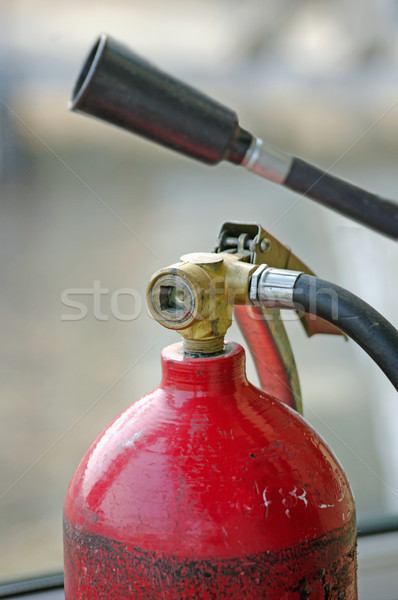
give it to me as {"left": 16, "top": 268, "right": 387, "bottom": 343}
{"left": 249, "top": 265, "right": 303, "bottom": 309}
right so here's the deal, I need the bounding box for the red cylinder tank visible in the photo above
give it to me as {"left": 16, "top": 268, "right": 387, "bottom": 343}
{"left": 64, "top": 342, "right": 357, "bottom": 599}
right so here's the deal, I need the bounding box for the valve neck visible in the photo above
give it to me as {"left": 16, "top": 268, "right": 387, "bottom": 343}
{"left": 183, "top": 336, "right": 225, "bottom": 357}
{"left": 160, "top": 341, "right": 247, "bottom": 391}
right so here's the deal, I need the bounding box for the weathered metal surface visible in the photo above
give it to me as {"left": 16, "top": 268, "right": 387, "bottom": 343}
{"left": 64, "top": 342, "right": 357, "bottom": 598}
{"left": 64, "top": 517, "right": 356, "bottom": 599}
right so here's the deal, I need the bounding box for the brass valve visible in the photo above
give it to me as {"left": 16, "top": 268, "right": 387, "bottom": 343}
{"left": 147, "top": 252, "right": 257, "bottom": 355}
{"left": 148, "top": 221, "right": 345, "bottom": 360}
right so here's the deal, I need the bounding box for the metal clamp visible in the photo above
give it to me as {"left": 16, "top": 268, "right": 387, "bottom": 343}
{"left": 249, "top": 266, "right": 303, "bottom": 309}
{"left": 242, "top": 138, "right": 293, "bottom": 184}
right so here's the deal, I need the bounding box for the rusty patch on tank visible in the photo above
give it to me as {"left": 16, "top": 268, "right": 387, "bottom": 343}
{"left": 64, "top": 515, "right": 357, "bottom": 599}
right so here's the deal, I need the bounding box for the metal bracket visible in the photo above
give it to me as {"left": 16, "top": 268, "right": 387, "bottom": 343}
{"left": 215, "top": 221, "right": 346, "bottom": 415}
{"left": 216, "top": 221, "right": 345, "bottom": 338}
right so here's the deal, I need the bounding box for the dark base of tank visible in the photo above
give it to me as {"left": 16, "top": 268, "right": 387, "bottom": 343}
{"left": 64, "top": 516, "right": 357, "bottom": 599}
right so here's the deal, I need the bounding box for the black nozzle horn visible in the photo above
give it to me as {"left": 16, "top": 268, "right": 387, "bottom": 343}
{"left": 70, "top": 34, "right": 252, "bottom": 165}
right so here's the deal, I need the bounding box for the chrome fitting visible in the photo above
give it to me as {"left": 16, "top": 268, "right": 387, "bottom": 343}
{"left": 242, "top": 138, "right": 293, "bottom": 184}
{"left": 249, "top": 266, "right": 303, "bottom": 308}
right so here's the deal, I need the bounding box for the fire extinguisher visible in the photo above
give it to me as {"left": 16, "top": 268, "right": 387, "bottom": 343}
{"left": 63, "top": 36, "right": 398, "bottom": 598}
{"left": 63, "top": 220, "right": 397, "bottom": 598}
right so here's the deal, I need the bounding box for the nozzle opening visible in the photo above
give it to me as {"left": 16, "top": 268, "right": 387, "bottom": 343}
{"left": 159, "top": 285, "right": 188, "bottom": 316}
{"left": 149, "top": 274, "right": 197, "bottom": 329}
{"left": 70, "top": 34, "right": 108, "bottom": 111}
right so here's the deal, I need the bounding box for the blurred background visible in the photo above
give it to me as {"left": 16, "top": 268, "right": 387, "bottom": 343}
{"left": 0, "top": 0, "right": 398, "bottom": 590}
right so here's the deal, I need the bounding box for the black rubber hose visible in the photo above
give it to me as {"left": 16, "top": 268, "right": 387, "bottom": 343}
{"left": 285, "top": 158, "right": 398, "bottom": 240}
{"left": 71, "top": 35, "right": 398, "bottom": 238}
{"left": 293, "top": 274, "right": 398, "bottom": 390}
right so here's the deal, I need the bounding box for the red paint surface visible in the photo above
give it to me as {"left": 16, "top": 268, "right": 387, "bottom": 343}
{"left": 64, "top": 342, "right": 357, "bottom": 598}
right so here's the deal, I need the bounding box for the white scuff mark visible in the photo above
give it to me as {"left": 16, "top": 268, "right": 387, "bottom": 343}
{"left": 122, "top": 431, "right": 143, "bottom": 448}
{"left": 338, "top": 489, "right": 346, "bottom": 503}
{"left": 243, "top": 504, "right": 252, "bottom": 514}
{"left": 296, "top": 488, "right": 308, "bottom": 508}
{"left": 285, "top": 509, "right": 291, "bottom": 518}
{"left": 262, "top": 488, "right": 272, "bottom": 518}
{"left": 320, "top": 503, "right": 335, "bottom": 509}
{"left": 280, "top": 486, "right": 308, "bottom": 510}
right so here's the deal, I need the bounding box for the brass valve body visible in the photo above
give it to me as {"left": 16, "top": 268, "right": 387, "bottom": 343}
{"left": 147, "top": 252, "right": 257, "bottom": 355}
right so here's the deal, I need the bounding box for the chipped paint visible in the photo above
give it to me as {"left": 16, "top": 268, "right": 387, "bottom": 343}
{"left": 261, "top": 488, "right": 271, "bottom": 519}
